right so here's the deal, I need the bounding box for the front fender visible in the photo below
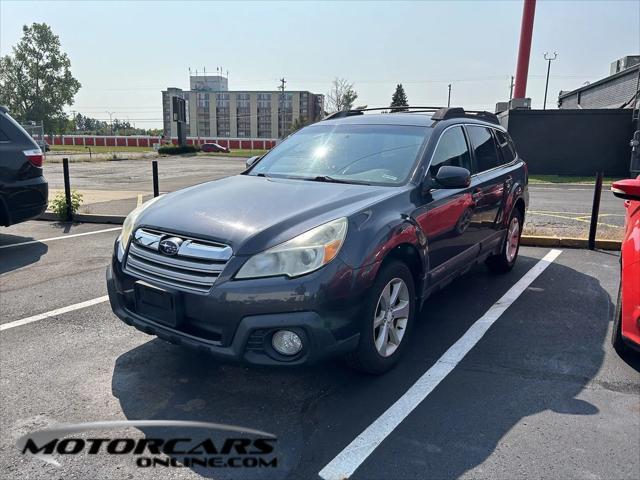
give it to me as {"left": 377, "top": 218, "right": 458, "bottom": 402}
{"left": 339, "top": 211, "right": 428, "bottom": 292}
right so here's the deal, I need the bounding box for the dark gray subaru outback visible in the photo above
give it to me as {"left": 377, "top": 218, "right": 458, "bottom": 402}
{"left": 107, "top": 107, "right": 528, "bottom": 374}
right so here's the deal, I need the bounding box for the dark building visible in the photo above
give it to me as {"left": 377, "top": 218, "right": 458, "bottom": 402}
{"left": 558, "top": 56, "right": 639, "bottom": 109}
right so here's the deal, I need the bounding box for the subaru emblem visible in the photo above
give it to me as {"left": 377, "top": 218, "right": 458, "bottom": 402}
{"left": 159, "top": 237, "right": 183, "bottom": 256}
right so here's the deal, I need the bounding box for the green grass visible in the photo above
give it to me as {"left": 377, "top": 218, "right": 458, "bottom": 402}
{"left": 50, "top": 145, "right": 154, "bottom": 153}
{"left": 528, "top": 175, "right": 622, "bottom": 185}
{"left": 51, "top": 145, "right": 269, "bottom": 157}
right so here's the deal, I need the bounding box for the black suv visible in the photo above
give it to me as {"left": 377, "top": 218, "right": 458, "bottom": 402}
{"left": 0, "top": 106, "right": 48, "bottom": 226}
{"left": 107, "top": 107, "right": 528, "bottom": 374}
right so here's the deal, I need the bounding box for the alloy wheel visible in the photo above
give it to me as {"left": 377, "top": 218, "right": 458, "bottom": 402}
{"left": 373, "top": 278, "right": 410, "bottom": 357}
{"left": 506, "top": 216, "right": 520, "bottom": 263}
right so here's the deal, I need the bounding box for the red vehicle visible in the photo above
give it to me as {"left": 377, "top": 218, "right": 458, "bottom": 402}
{"left": 611, "top": 176, "right": 640, "bottom": 353}
{"left": 201, "top": 142, "right": 230, "bottom": 153}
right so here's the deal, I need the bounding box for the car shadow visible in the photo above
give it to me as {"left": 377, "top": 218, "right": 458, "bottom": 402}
{"left": 111, "top": 254, "right": 615, "bottom": 480}
{"left": 0, "top": 234, "right": 48, "bottom": 275}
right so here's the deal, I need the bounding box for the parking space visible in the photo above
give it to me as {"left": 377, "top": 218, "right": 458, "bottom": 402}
{"left": 42, "top": 156, "right": 247, "bottom": 216}
{"left": 0, "top": 221, "right": 638, "bottom": 480}
{"left": 526, "top": 184, "right": 625, "bottom": 239}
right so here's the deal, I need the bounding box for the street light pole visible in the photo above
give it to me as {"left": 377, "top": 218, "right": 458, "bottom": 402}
{"left": 543, "top": 52, "right": 558, "bottom": 110}
{"left": 447, "top": 84, "right": 451, "bottom": 107}
{"left": 106, "top": 111, "right": 114, "bottom": 135}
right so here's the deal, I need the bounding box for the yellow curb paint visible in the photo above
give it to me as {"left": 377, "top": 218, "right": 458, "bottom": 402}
{"left": 521, "top": 235, "right": 621, "bottom": 251}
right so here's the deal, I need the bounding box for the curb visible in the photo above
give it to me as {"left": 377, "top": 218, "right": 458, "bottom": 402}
{"left": 36, "top": 214, "right": 622, "bottom": 251}
{"left": 37, "top": 212, "right": 126, "bottom": 224}
{"left": 520, "top": 235, "right": 621, "bottom": 251}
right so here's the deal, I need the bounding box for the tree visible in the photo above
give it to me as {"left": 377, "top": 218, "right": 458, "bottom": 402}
{"left": 0, "top": 23, "right": 81, "bottom": 133}
{"left": 287, "top": 115, "right": 321, "bottom": 135}
{"left": 326, "top": 77, "right": 358, "bottom": 113}
{"left": 390, "top": 84, "right": 409, "bottom": 112}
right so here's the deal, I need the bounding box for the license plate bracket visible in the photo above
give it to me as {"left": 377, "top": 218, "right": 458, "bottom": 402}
{"left": 134, "top": 281, "right": 179, "bottom": 327}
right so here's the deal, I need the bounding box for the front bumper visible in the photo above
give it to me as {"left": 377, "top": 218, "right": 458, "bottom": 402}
{"left": 107, "top": 248, "right": 369, "bottom": 366}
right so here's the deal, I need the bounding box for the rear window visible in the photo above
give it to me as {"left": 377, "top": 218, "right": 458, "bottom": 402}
{"left": 467, "top": 125, "right": 501, "bottom": 173}
{"left": 0, "top": 112, "right": 37, "bottom": 145}
{"left": 494, "top": 130, "right": 516, "bottom": 164}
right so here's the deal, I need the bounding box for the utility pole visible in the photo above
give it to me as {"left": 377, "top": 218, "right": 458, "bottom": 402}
{"left": 509, "top": 76, "right": 515, "bottom": 101}
{"left": 447, "top": 84, "right": 451, "bottom": 107}
{"left": 278, "top": 78, "right": 286, "bottom": 139}
{"left": 543, "top": 52, "right": 558, "bottom": 110}
{"left": 106, "top": 111, "right": 114, "bottom": 135}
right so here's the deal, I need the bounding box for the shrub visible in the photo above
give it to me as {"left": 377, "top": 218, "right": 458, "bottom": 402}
{"left": 50, "top": 190, "right": 83, "bottom": 220}
{"left": 158, "top": 145, "right": 200, "bottom": 155}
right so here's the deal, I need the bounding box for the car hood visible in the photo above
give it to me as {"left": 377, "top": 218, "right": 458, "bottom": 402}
{"left": 137, "top": 174, "right": 402, "bottom": 255}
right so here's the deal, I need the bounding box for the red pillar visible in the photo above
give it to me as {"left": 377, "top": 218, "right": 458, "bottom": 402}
{"left": 513, "top": 0, "right": 537, "bottom": 99}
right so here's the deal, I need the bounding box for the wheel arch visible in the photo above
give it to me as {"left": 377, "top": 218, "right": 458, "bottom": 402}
{"left": 383, "top": 243, "right": 424, "bottom": 295}
{"left": 513, "top": 196, "right": 526, "bottom": 222}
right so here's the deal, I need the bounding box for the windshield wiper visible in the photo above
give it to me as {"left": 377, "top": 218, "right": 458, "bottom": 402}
{"left": 303, "top": 175, "right": 371, "bottom": 185}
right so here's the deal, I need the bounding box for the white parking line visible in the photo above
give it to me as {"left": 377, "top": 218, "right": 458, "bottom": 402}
{"left": 319, "top": 249, "right": 563, "bottom": 480}
{"left": 0, "top": 227, "right": 121, "bottom": 249}
{"left": 0, "top": 296, "right": 109, "bottom": 332}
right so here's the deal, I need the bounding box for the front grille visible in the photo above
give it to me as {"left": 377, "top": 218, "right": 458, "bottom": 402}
{"left": 124, "top": 228, "right": 232, "bottom": 294}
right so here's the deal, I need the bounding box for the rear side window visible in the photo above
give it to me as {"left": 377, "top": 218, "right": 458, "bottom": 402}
{"left": 0, "top": 128, "right": 9, "bottom": 141}
{"left": 494, "top": 130, "right": 516, "bottom": 163}
{"left": 428, "top": 126, "right": 471, "bottom": 177}
{"left": 467, "top": 125, "right": 501, "bottom": 173}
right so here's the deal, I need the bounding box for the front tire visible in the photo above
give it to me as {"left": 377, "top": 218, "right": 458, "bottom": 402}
{"left": 486, "top": 209, "right": 523, "bottom": 273}
{"left": 346, "top": 260, "right": 415, "bottom": 374}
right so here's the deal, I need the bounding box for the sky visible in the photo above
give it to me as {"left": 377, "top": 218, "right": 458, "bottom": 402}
{"left": 1, "top": 0, "right": 638, "bottom": 128}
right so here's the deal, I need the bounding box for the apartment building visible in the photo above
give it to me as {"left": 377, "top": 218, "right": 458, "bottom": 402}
{"left": 162, "top": 74, "right": 324, "bottom": 139}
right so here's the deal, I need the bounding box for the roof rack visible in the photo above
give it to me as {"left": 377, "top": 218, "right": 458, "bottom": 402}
{"left": 323, "top": 106, "right": 444, "bottom": 120}
{"left": 431, "top": 107, "right": 500, "bottom": 125}
{"left": 323, "top": 106, "right": 500, "bottom": 125}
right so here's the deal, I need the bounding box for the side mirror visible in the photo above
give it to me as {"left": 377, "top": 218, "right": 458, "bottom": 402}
{"left": 611, "top": 177, "right": 640, "bottom": 201}
{"left": 245, "top": 155, "right": 260, "bottom": 169}
{"left": 433, "top": 166, "right": 471, "bottom": 189}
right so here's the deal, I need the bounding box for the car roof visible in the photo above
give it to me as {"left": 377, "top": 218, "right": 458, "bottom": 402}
{"left": 318, "top": 108, "right": 503, "bottom": 130}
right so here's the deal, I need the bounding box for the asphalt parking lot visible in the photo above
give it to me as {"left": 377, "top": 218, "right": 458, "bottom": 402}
{"left": 1, "top": 221, "right": 638, "bottom": 480}
{"left": 42, "top": 157, "right": 626, "bottom": 239}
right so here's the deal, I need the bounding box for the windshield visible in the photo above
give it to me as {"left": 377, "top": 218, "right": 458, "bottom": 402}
{"left": 249, "top": 123, "right": 430, "bottom": 185}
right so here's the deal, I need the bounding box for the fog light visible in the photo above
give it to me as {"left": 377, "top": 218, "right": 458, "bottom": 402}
{"left": 271, "top": 330, "right": 302, "bottom": 356}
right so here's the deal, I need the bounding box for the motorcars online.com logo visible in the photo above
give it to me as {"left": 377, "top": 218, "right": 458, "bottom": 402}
{"left": 17, "top": 420, "right": 278, "bottom": 469}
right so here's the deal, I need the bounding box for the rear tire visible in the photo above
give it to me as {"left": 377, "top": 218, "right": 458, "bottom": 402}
{"left": 486, "top": 209, "right": 523, "bottom": 273}
{"left": 346, "top": 260, "right": 415, "bottom": 374}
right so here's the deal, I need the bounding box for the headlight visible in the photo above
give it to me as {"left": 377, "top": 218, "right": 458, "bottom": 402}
{"left": 117, "top": 195, "right": 163, "bottom": 258}
{"left": 236, "top": 217, "right": 348, "bottom": 279}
